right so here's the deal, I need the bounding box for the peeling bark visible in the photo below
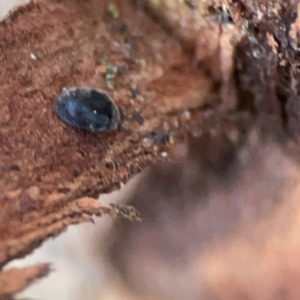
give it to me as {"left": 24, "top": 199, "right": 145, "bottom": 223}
{"left": 0, "top": 264, "right": 50, "bottom": 298}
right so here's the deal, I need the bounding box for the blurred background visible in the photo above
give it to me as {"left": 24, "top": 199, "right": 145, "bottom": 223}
{"left": 0, "top": 0, "right": 25, "bottom": 17}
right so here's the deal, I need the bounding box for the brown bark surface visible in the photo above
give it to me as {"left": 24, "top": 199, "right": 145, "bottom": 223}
{"left": 0, "top": 0, "right": 218, "bottom": 294}
{"left": 1, "top": 0, "right": 300, "bottom": 298}
{"left": 0, "top": 264, "right": 50, "bottom": 298}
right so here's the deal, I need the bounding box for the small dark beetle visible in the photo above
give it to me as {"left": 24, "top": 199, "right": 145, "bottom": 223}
{"left": 55, "top": 87, "right": 120, "bottom": 132}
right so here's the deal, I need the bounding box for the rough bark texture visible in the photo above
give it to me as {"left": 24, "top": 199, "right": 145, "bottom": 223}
{"left": 0, "top": 0, "right": 217, "bottom": 295}
{"left": 1, "top": 0, "right": 300, "bottom": 298}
